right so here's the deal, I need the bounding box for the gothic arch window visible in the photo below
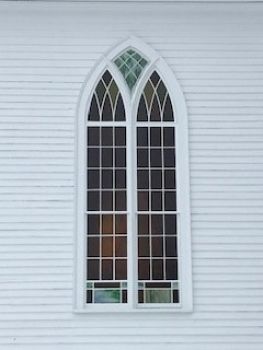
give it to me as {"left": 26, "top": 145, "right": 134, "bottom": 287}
{"left": 76, "top": 39, "right": 192, "bottom": 312}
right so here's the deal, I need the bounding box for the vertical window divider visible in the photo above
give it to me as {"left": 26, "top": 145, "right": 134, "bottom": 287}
{"left": 126, "top": 99, "right": 137, "bottom": 308}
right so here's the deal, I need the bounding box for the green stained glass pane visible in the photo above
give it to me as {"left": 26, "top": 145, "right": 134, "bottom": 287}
{"left": 94, "top": 289, "right": 121, "bottom": 303}
{"left": 114, "top": 49, "right": 148, "bottom": 90}
{"left": 145, "top": 289, "right": 171, "bottom": 303}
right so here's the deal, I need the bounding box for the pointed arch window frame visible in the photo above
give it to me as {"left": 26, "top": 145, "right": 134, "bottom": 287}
{"left": 75, "top": 37, "right": 192, "bottom": 313}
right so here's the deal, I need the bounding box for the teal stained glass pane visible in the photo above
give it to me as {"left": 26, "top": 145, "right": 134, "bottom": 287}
{"left": 114, "top": 49, "right": 148, "bottom": 90}
{"left": 94, "top": 289, "right": 120, "bottom": 303}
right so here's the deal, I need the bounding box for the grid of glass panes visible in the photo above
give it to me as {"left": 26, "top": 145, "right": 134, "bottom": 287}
{"left": 86, "top": 71, "right": 127, "bottom": 304}
{"left": 137, "top": 72, "right": 179, "bottom": 304}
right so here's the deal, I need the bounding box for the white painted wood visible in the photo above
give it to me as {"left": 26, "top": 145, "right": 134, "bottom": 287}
{"left": 0, "top": 0, "right": 263, "bottom": 348}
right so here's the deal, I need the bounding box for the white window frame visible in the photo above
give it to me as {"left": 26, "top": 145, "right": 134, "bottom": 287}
{"left": 74, "top": 36, "right": 192, "bottom": 313}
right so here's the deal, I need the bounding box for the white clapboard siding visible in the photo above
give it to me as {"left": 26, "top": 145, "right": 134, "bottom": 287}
{"left": 0, "top": 1, "right": 263, "bottom": 349}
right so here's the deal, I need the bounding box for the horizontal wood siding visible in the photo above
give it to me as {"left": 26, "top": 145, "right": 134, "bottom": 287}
{"left": 0, "top": 1, "right": 263, "bottom": 349}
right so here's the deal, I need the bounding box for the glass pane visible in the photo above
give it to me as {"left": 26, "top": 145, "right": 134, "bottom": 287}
{"left": 145, "top": 290, "right": 171, "bottom": 303}
{"left": 102, "top": 191, "right": 113, "bottom": 211}
{"left": 102, "top": 170, "right": 113, "bottom": 189}
{"left": 94, "top": 290, "right": 120, "bottom": 303}
{"left": 87, "top": 191, "right": 100, "bottom": 211}
{"left": 115, "top": 259, "right": 127, "bottom": 280}
{"left": 87, "top": 148, "right": 100, "bottom": 167}
{"left": 138, "top": 170, "right": 149, "bottom": 189}
{"left": 87, "top": 237, "right": 100, "bottom": 257}
{"left": 87, "top": 259, "right": 100, "bottom": 280}
{"left": 88, "top": 215, "right": 100, "bottom": 235}
{"left": 115, "top": 237, "right": 127, "bottom": 257}
{"left": 88, "top": 169, "right": 100, "bottom": 189}
{"left": 137, "top": 127, "right": 148, "bottom": 146}
{"left": 150, "top": 127, "right": 161, "bottom": 146}
{"left": 88, "top": 127, "right": 100, "bottom": 145}
{"left": 138, "top": 259, "right": 150, "bottom": 280}
{"left": 138, "top": 237, "right": 150, "bottom": 257}
{"left": 114, "top": 49, "right": 148, "bottom": 90}
{"left": 102, "top": 128, "right": 113, "bottom": 146}
{"left": 115, "top": 170, "right": 126, "bottom": 189}
{"left": 102, "top": 259, "right": 113, "bottom": 280}
{"left": 102, "top": 148, "right": 113, "bottom": 167}
{"left": 115, "top": 127, "right": 126, "bottom": 146}
{"left": 102, "top": 237, "right": 113, "bottom": 257}
{"left": 138, "top": 215, "right": 149, "bottom": 235}
{"left": 115, "top": 215, "right": 127, "bottom": 234}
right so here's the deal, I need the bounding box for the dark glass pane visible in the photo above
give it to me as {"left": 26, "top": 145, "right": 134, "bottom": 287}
{"left": 115, "top": 95, "right": 126, "bottom": 121}
{"left": 115, "top": 148, "right": 126, "bottom": 167}
{"left": 102, "top": 237, "right": 113, "bottom": 257}
{"left": 137, "top": 170, "right": 149, "bottom": 189}
{"left": 115, "top": 170, "right": 126, "bottom": 189}
{"left": 88, "top": 169, "right": 100, "bottom": 189}
{"left": 144, "top": 80, "right": 154, "bottom": 109}
{"left": 115, "top": 237, "right": 127, "bottom": 257}
{"left": 138, "top": 259, "right": 150, "bottom": 280}
{"left": 95, "top": 80, "right": 106, "bottom": 105}
{"left": 164, "top": 191, "right": 177, "bottom": 211}
{"left": 151, "top": 191, "right": 162, "bottom": 211}
{"left": 87, "top": 259, "right": 100, "bottom": 280}
{"left": 165, "top": 237, "right": 177, "bottom": 257}
{"left": 138, "top": 290, "right": 144, "bottom": 303}
{"left": 166, "top": 259, "right": 178, "bottom": 280}
{"left": 88, "top": 215, "right": 100, "bottom": 235}
{"left": 115, "top": 215, "right": 127, "bottom": 234}
{"left": 102, "top": 259, "right": 113, "bottom": 280}
{"left": 173, "top": 289, "right": 179, "bottom": 303}
{"left": 165, "top": 215, "right": 177, "bottom": 235}
{"left": 152, "top": 259, "right": 163, "bottom": 280}
{"left": 150, "top": 71, "right": 160, "bottom": 87}
{"left": 88, "top": 95, "right": 100, "bottom": 121}
{"left": 102, "top": 70, "right": 112, "bottom": 85}
{"left": 164, "top": 170, "right": 176, "bottom": 189}
{"left": 102, "top": 94, "right": 113, "bottom": 121}
{"left": 115, "top": 191, "right": 126, "bottom": 211}
{"left": 102, "top": 215, "right": 113, "bottom": 235}
{"left": 163, "top": 127, "right": 175, "bottom": 147}
{"left": 150, "top": 149, "right": 162, "bottom": 167}
{"left": 102, "top": 191, "right": 113, "bottom": 211}
{"left": 87, "top": 148, "right": 100, "bottom": 167}
{"left": 138, "top": 192, "right": 149, "bottom": 211}
{"left": 152, "top": 237, "right": 163, "bottom": 257}
{"left": 138, "top": 215, "right": 149, "bottom": 235}
{"left": 137, "top": 127, "right": 148, "bottom": 146}
{"left": 157, "top": 80, "right": 167, "bottom": 106}
{"left": 137, "top": 149, "right": 148, "bottom": 167}
{"left": 87, "top": 191, "right": 100, "bottom": 211}
{"left": 115, "top": 259, "right": 127, "bottom": 280}
{"left": 102, "top": 148, "right": 113, "bottom": 167}
{"left": 151, "top": 170, "right": 162, "bottom": 189}
{"left": 163, "top": 95, "right": 174, "bottom": 121}
{"left": 138, "top": 237, "right": 150, "bottom": 257}
{"left": 86, "top": 290, "right": 92, "bottom": 303}
{"left": 150, "top": 128, "right": 161, "bottom": 146}
{"left": 122, "top": 290, "right": 128, "bottom": 303}
{"left": 164, "top": 149, "right": 175, "bottom": 167}
{"left": 102, "top": 127, "right": 113, "bottom": 146}
{"left": 115, "top": 127, "right": 126, "bottom": 146}
{"left": 88, "top": 127, "right": 100, "bottom": 145}
{"left": 102, "top": 170, "right": 113, "bottom": 189}
{"left": 137, "top": 96, "right": 148, "bottom": 121}
{"left": 150, "top": 95, "right": 161, "bottom": 121}
{"left": 87, "top": 237, "right": 100, "bottom": 257}
{"left": 151, "top": 215, "right": 163, "bottom": 235}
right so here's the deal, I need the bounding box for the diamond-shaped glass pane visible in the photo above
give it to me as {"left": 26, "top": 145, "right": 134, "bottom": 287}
{"left": 114, "top": 49, "right": 148, "bottom": 90}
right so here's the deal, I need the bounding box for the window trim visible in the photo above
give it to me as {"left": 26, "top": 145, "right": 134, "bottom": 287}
{"left": 75, "top": 36, "right": 192, "bottom": 313}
